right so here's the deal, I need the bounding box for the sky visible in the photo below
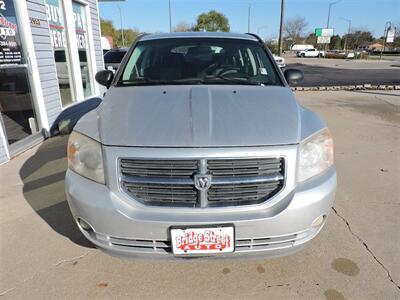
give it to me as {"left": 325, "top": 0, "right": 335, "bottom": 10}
{"left": 98, "top": 0, "right": 400, "bottom": 38}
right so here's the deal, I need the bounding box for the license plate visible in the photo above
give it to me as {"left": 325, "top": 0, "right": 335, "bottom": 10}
{"left": 170, "top": 225, "right": 235, "bottom": 255}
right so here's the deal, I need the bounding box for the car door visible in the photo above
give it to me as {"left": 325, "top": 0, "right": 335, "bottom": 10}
{"left": 306, "top": 49, "right": 316, "bottom": 57}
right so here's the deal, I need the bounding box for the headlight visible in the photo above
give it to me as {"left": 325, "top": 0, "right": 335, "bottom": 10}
{"left": 298, "top": 128, "right": 334, "bottom": 182}
{"left": 67, "top": 131, "right": 105, "bottom": 184}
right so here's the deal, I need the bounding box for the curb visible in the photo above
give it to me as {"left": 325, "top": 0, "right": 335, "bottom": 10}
{"left": 292, "top": 84, "right": 400, "bottom": 91}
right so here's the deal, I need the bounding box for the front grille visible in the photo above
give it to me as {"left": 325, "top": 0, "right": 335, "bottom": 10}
{"left": 207, "top": 182, "right": 282, "bottom": 206}
{"left": 120, "top": 158, "right": 284, "bottom": 208}
{"left": 120, "top": 159, "right": 198, "bottom": 178}
{"left": 207, "top": 158, "right": 282, "bottom": 177}
{"left": 123, "top": 182, "right": 197, "bottom": 207}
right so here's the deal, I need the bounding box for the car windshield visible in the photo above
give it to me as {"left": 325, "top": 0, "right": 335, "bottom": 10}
{"left": 118, "top": 38, "right": 282, "bottom": 86}
{"left": 104, "top": 50, "right": 127, "bottom": 64}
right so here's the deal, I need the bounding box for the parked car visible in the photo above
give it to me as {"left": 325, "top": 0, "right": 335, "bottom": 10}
{"left": 103, "top": 48, "right": 128, "bottom": 72}
{"left": 66, "top": 32, "right": 336, "bottom": 259}
{"left": 297, "top": 48, "right": 325, "bottom": 58}
{"left": 291, "top": 44, "right": 315, "bottom": 52}
{"left": 273, "top": 55, "right": 286, "bottom": 68}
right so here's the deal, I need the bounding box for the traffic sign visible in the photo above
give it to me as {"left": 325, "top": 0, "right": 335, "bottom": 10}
{"left": 315, "top": 28, "right": 334, "bottom": 37}
{"left": 317, "top": 36, "right": 331, "bottom": 44}
{"left": 386, "top": 29, "right": 395, "bottom": 43}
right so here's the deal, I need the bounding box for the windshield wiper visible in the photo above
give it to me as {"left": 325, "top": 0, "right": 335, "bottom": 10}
{"left": 118, "top": 77, "right": 169, "bottom": 86}
{"left": 170, "top": 76, "right": 262, "bottom": 85}
{"left": 169, "top": 78, "right": 205, "bottom": 84}
{"left": 202, "top": 75, "right": 262, "bottom": 85}
{"left": 118, "top": 76, "right": 265, "bottom": 86}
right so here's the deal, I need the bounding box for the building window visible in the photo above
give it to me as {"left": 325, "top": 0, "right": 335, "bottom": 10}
{"left": 0, "top": 0, "right": 39, "bottom": 145}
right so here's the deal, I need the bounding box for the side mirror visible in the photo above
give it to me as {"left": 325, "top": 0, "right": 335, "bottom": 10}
{"left": 284, "top": 69, "right": 304, "bottom": 84}
{"left": 95, "top": 70, "right": 114, "bottom": 88}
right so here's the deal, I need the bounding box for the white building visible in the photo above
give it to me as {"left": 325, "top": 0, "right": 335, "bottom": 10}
{"left": 0, "top": 0, "right": 104, "bottom": 164}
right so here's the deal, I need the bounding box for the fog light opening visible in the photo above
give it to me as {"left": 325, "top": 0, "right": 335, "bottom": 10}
{"left": 77, "top": 218, "right": 94, "bottom": 232}
{"left": 311, "top": 215, "right": 326, "bottom": 228}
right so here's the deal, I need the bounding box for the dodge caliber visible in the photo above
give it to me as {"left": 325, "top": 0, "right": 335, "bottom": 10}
{"left": 66, "top": 32, "right": 336, "bottom": 259}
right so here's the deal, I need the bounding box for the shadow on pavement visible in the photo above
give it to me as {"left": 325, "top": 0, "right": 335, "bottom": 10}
{"left": 19, "top": 136, "right": 94, "bottom": 248}
{"left": 19, "top": 99, "right": 103, "bottom": 248}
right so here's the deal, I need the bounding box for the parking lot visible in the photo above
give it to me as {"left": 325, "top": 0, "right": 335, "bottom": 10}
{"left": 1, "top": 90, "right": 399, "bottom": 299}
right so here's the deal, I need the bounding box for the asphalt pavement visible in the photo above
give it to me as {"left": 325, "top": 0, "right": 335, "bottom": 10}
{"left": 284, "top": 55, "right": 400, "bottom": 87}
{"left": 1, "top": 90, "right": 399, "bottom": 299}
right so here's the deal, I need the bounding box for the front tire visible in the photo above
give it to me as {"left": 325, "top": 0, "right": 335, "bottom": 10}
{"left": 301, "top": 53, "right": 305, "bottom": 58}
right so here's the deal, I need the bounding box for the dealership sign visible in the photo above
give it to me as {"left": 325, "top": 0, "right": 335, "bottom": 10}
{"left": 45, "top": 0, "right": 67, "bottom": 49}
{"left": 0, "top": 1, "right": 22, "bottom": 65}
{"left": 45, "top": 0, "right": 88, "bottom": 49}
{"left": 73, "top": 1, "right": 87, "bottom": 49}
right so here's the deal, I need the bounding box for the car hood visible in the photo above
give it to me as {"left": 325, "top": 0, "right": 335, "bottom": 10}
{"left": 95, "top": 85, "right": 302, "bottom": 147}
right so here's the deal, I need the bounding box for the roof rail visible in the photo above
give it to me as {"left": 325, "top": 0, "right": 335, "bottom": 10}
{"left": 245, "top": 33, "right": 264, "bottom": 44}
{"left": 135, "top": 33, "right": 151, "bottom": 42}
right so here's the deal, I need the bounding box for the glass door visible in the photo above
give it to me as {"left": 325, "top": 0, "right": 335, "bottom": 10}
{"left": 73, "top": 1, "right": 94, "bottom": 98}
{"left": 0, "top": 0, "right": 39, "bottom": 146}
{"left": 45, "top": 0, "right": 75, "bottom": 106}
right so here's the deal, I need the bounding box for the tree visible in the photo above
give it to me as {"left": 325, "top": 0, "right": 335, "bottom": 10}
{"left": 173, "top": 21, "right": 192, "bottom": 32}
{"left": 305, "top": 33, "right": 317, "bottom": 46}
{"left": 342, "top": 30, "right": 373, "bottom": 50}
{"left": 265, "top": 38, "right": 278, "bottom": 54}
{"left": 329, "top": 35, "right": 342, "bottom": 50}
{"left": 285, "top": 16, "right": 308, "bottom": 44}
{"left": 115, "top": 29, "right": 140, "bottom": 47}
{"left": 100, "top": 18, "right": 140, "bottom": 48}
{"left": 193, "top": 10, "right": 230, "bottom": 32}
{"left": 100, "top": 18, "right": 117, "bottom": 39}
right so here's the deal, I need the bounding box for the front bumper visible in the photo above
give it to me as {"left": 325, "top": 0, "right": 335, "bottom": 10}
{"left": 65, "top": 163, "right": 336, "bottom": 260}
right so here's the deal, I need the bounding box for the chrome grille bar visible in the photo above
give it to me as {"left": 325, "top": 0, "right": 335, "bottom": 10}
{"left": 120, "top": 158, "right": 285, "bottom": 207}
{"left": 121, "top": 174, "right": 283, "bottom": 186}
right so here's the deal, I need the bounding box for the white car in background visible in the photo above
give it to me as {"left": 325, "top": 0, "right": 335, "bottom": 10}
{"left": 297, "top": 48, "right": 325, "bottom": 58}
{"left": 291, "top": 44, "right": 315, "bottom": 52}
{"left": 273, "top": 55, "right": 286, "bottom": 68}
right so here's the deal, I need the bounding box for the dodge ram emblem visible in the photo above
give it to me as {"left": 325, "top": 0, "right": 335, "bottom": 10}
{"left": 194, "top": 174, "right": 212, "bottom": 191}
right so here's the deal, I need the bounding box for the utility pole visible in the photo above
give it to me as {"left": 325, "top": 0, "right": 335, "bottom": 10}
{"left": 325, "top": 0, "right": 340, "bottom": 53}
{"left": 118, "top": 6, "right": 125, "bottom": 47}
{"left": 248, "top": 4, "right": 251, "bottom": 32}
{"left": 277, "top": 0, "right": 285, "bottom": 56}
{"left": 327, "top": 0, "right": 341, "bottom": 28}
{"left": 169, "top": 0, "right": 172, "bottom": 32}
{"left": 340, "top": 18, "right": 351, "bottom": 51}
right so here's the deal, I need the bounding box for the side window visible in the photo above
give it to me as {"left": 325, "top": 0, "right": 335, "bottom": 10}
{"left": 255, "top": 52, "right": 265, "bottom": 68}
{"left": 122, "top": 46, "right": 145, "bottom": 81}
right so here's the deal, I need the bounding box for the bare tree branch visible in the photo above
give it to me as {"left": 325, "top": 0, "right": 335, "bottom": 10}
{"left": 285, "top": 16, "right": 308, "bottom": 44}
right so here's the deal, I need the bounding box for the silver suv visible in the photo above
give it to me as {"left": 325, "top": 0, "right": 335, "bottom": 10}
{"left": 66, "top": 32, "right": 336, "bottom": 259}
